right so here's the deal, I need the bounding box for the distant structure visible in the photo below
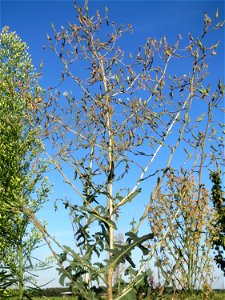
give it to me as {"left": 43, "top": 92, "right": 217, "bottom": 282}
{"left": 61, "top": 291, "right": 73, "bottom": 297}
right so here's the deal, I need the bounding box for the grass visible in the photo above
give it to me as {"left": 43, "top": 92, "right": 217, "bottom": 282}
{"left": 31, "top": 291, "right": 225, "bottom": 300}
{"left": 4, "top": 292, "right": 225, "bottom": 299}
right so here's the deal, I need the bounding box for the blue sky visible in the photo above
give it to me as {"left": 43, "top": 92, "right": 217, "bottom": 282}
{"left": 1, "top": 0, "right": 225, "bottom": 288}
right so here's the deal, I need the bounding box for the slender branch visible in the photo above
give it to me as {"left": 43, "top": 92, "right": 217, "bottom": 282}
{"left": 115, "top": 90, "right": 192, "bottom": 211}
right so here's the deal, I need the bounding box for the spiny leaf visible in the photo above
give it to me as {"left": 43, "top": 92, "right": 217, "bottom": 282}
{"left": 108, "top": 233, "right": 153, "bottom": 269}
{"left": 80, "top": 206, "right": 117, "bottom": 229}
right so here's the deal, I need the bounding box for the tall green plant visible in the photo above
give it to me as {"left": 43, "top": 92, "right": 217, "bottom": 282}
{"left": 210, "top": 170, "right": 225, "bottom": 274}
{"left": 34, "top": 3, "right": 224, "bottom": 299}
{"left": 0, "top": 27, "right": 49, "bottom": 299}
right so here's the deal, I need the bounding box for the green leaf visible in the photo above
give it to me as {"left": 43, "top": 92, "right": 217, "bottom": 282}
{"left": 196, "top": 38, "right": 203, "bottom": 49}
{"left": 215, "top": 8, "right": 219, "bottom": 18}
{"left": 184, "top": 112, "right": 190, "bottom": 123}
{"left": 209, "top": 41, "right": 220, "bottom": 50}
{"left": 196, "top": 113, "right": 206, "bottom": 122}
{"left": 115, "top": 188, "right": 142, "bottom": 208}
{"left": 113, "top": 74, "right": 120, "bottom": 85}
{"left": 181, "top": 167, "right": 186, "bottom": 175}
{"left": 108, "top": 233, "right": 153, "bottom": 269}
{"left": 212, "top": 128, "right": 216, "bottom": 135}
{"left": 80, "top": 206, "right": 117, "bottom": 229}
{"left": 59, "top": 271, "right": 67, "bottom": 286}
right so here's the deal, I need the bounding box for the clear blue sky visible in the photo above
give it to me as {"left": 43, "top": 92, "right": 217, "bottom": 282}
{"left": 1, "top": 0, "right": 224, "bottom": 288}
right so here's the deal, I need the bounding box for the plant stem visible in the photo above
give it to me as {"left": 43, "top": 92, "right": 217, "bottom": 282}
{"left": 18, "top": 234, "right": 24, "bottom": 300}
{"left": 99, "top": 57, "right": 115, "bottom": 300}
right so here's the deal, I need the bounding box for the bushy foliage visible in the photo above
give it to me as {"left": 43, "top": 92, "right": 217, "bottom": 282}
{"left": 210, "top": 170, "right": 225, "bottom": 273}
{"left": 0, "top": 27, "right": 49, "bottom": 298}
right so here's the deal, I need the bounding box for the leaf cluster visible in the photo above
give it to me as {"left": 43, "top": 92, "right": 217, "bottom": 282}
{"left": 210, "top": 170, "right": 225, "bottom": 274}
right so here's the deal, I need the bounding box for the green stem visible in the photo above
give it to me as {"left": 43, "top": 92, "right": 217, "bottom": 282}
{"left": 18, "top": 235, "right": 24, "bottom": 300}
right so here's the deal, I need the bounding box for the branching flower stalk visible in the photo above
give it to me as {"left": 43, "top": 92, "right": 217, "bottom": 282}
{"left": 27, "top": 3, "right": 225, "bottom": 299}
